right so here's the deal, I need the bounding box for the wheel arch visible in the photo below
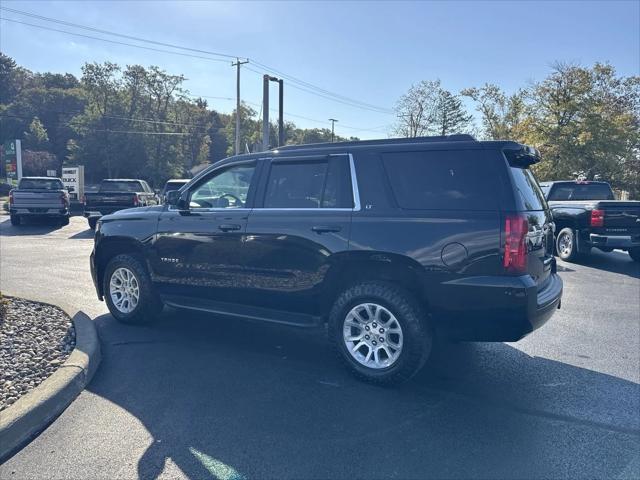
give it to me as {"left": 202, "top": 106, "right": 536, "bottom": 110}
{"left": 320, "top": 251, "right": 430, "bottom": 318}
{"left": 95, "top": 237, "right": 148, "bottom": 297}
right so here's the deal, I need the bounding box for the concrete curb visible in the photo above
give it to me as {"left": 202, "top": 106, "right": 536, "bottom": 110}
{"left": 0, "top": 309, "right": 101, "bottom": 461}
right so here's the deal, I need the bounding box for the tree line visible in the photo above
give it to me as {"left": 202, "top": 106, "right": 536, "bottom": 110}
{"left": 0, "top": 53, "right": 356, "bottom": 186}
{"left": 1, "top": 53, "right": 638, "bottom": 197}
{"left": 394, "top": 63, "right": 639, "bottom": 198}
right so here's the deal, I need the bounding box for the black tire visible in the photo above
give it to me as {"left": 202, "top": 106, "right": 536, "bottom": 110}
{"left": 10, "top": 214, "right": 20, "bottom": 226}
{"left": 556, "top": 228, "right": 579, "bottom": 262}
{"left": 60, "top": 216, "right": 70, "bottom": 226}
{"left": 629, "top": 247, "right": 640, "bottom": 262}
{"left": 88, "top": 217, "right": 97, "bottom": 230}
{"left": 103, "top": 254, "right": 163, "bottom": 324}
{"left": 328, "top": 282, "right": 432, "bottom": 386}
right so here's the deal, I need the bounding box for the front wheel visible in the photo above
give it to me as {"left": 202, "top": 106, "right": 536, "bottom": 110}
{"left": 629, "top": 248, "right": 640, "bottom": 262}
{"left": 328, "top": 282, "right": 432, "bottom": 385}
{"left": 88, "top": 217, "right": 97, "bottom": 230}
{"left": 104, "top": 254, "right": 163, "bottom": 324}
{"left": 10, "top": 214, "right": 20, "bottom": 226}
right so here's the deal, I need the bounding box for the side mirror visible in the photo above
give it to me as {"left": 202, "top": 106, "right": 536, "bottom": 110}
{"left": 166, "top": 190, "right": 180, "bottom": 206}
{"left": 167, "top": 190, "right": 189, "bottom": 210}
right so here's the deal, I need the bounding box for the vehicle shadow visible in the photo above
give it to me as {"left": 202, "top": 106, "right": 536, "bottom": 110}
{"left": 85, "top": 309, "right": 640, "bottom": 479}
{"left": 563, "top": 249, "right": 640, "bottom": 279}
{"left": 0, "top": 217, "right": 63, "bottom": 236}
{"left": 68, "top": 229, "right": 95, "bottom": 239}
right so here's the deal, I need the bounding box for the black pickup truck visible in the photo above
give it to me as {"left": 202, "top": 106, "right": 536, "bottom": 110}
{"left": 540, "top": 180, "right": 640, "bottom": 262}
{"left": 84, "top": 179, "right": 158, "bottom": 230}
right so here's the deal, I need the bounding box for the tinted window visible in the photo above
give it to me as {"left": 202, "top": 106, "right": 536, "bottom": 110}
{"left": 547, "top": 183, "right": 615, "bottom": 201}
{"left": 382, "top": 150, "right": 499, "bottom": 210}
{"left": 190, "top": 164, "right": 255, "bottom": 209}
{"left": 18, "top": 178, "right": 63, "bottom": 190}
{"left": 264, "top": 157, "right": 353, "bottom": 209}
{"left": 99, "top": 181, "right": 143, "bottom": 192}
{"left": 509, "top": 167, "right": 547, "bottom": 211}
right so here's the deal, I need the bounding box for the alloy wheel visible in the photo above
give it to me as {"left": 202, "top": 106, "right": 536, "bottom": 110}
{"left": 343, "top": 303, "right": 404, "bottom": 369}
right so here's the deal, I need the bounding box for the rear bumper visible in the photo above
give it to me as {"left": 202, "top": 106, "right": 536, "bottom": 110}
{"left": 589, "top": 233, "right": 640, "bottom": 249}
{"left": 10, "top": 207, "right": 68, "bottom": 217}
{"left": 435, "top": 272, "right": 563, "bottom": 342}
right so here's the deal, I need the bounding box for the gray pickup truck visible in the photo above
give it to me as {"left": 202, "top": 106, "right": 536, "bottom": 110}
{"left": 9, "top": 177, "right": 70, "bottom": 226}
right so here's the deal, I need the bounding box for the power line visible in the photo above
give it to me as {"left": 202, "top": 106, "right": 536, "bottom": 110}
{"left": 1, "top": 7, "right": 394, "bottom": 115}
{"left": 0, "top": 17, "right": 231, "bottom": 64}
{"left": 0, "top": 6, "right": 242, "bottom": 60}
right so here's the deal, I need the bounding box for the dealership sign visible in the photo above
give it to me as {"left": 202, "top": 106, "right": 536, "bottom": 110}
{"left": 62, "top": 165, "right": 85, "bottom": 201}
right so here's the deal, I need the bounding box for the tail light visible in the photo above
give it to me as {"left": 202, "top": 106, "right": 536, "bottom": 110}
{"left": 503, "top": 214, "right": 529, "bottom": 274}
{"left": 60, "top": 192, "right": 69, "bottom": 207}
{"left": 590, "top": 209, "right": 604, "bottom": 227}
{"left": 82, "top": 194, "right": 87, "bottom": 205}
{"left": 9, "top": 191, "right": 14, "bottom": 205}
{"left": 132, "top": 193, "right": 140, "bottom": 207}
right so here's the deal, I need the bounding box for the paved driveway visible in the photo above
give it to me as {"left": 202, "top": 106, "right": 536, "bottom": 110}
{"left": 1, "top": 216, "right": 639, "bottom": 479}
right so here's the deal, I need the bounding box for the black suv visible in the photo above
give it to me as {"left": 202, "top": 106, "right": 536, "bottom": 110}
{"left": 90, "top": 135, "right": 563, "bottom": 384}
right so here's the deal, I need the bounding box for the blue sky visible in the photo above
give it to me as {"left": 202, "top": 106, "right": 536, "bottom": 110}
{"left": 1, "top": 0, "right": 638, "bottom": 139}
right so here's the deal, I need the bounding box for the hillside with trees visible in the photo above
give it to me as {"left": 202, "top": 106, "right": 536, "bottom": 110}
{"left": 0, "top": 53, "right": 356, "bottom": 186}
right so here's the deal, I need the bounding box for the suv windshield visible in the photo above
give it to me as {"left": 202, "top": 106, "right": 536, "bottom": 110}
{"left": 18, "top": 178, "right": 63, "bottom": 190}
{"left": 100, "top": 181, "right": 143, "bottom": 192}
{"left": 548, "top": 183, "right": 615, "bottom": 201}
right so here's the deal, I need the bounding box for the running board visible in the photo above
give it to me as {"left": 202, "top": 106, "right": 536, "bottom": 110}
{"left": 161, "top": 294, "right": 321, "bottom": 328}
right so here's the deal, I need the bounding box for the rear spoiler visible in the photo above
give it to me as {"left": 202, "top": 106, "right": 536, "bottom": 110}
{"left": 503, "top": 145, "right": 541, "bottom": 167}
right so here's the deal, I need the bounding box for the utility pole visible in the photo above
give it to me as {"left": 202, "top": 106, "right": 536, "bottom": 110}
{"left": 262, "top": 74, "right": 270, "bottom": 151}
{"left": 329, "top": 118, "right": 338, "bottom": 142}
{"left": 278, "top": 79, "right": 284, "bottom": 147}
{"left": 232, "top": 58, "right": 248, "bottom": 155}
{"left": 262, "top": 75, "right": 283, "bottom": 150}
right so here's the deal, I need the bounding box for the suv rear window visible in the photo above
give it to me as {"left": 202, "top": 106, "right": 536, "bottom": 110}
{"left": 382, "top": 150, "right": 499, "bottom": 210}
{"left": 509, "top": 166, "right": 547, "bottom": 211}
{"left": 264, "top": 157, "right": 353, "bottom": 209}
{"left": 547, "top": 183, "right": 615, "bottom": 201}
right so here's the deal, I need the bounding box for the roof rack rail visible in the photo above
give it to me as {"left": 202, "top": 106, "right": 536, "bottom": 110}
{"left": 274, "top": 134, "right": 476, "bottom": 151}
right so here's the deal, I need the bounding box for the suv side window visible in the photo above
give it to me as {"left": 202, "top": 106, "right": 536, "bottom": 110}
{"left": 189, "top": 164, "right": 255, "bottom": 209}
{"left": 263, "top": 157, "right": 353, "bottom": 209}
{"left": 382, "top": 150, "right": 499, "bottom": 211}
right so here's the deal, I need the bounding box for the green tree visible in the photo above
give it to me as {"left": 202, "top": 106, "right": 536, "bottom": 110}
{"left": 433, "top": 90, "right": 473, "bottom": 136}
{"left": 23, "top": 117, "right": 51, "bottom": 151}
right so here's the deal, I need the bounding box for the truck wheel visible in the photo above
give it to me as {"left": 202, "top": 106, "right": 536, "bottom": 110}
{"left": 328, "top": 282, "right": 432, "bottom": 385}
{"left": 103, "top": 254, "right": 163, "bottom": 324}
{"left": 88, "top": 218, "right": 97, "bottom": 230}
{"left": 10, "top": 214, "right": 21, "bottom": 226}
{"left": 556, "top": 228, "right": 579, "bottom": 262}
{"left": 61, "top": 216, "right": 70, "bottom": 226}
{"left": 629, "top": 248, "right": 640, "bottom": 262}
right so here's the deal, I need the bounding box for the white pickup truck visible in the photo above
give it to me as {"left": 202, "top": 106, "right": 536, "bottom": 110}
{"left": 9, "top": 177, "right": 70, "bottom": 226}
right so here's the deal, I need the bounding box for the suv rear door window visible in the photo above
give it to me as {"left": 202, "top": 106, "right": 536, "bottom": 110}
{"left": 382, "top": 150, "right": 499, "bottom": 210}
{"left": 264, "top": 157, "right": 353, "bottom": 209}
{"left": 509, "top": 166, "right": 547, "bottom": 211}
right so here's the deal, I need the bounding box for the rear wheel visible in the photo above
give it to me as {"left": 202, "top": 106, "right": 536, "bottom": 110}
{"left": 556, "top": 228, "right": 579, "bottom": 262}
{"left": 328, "top": 282, "right": 432, "bottom": 385}
{"left": 60, "top": 216, "right": 70, "bottom": 226}
{"left": 10, "top": 214, "right": 20, "bottom": 226}
{"left": 88, "top": 217, "right": 97, "bottom": 230}
{"left": 104, "top": 254, "right": 162, "bottom": 324}
{"left": 629, "top": 248, "right": 640, "bottom": 262}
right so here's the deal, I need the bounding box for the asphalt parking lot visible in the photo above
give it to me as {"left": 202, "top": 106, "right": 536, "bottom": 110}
{"left": 0, "top": 215, "right": 638, "bottom": 479}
